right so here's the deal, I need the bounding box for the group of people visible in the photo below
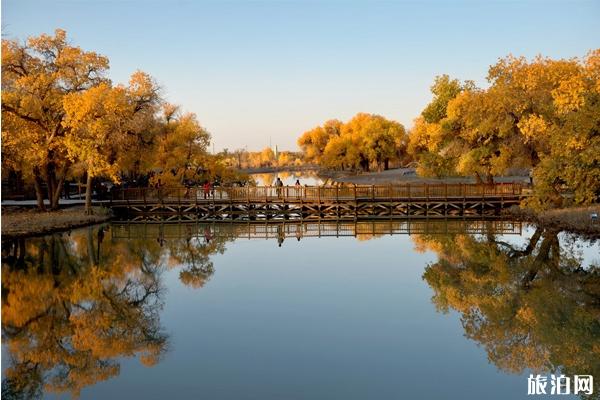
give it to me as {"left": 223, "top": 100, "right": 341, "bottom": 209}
{"left": 273, "top": 177, "right": 303, "bottom": 197}
{"left": 274, "top": 178, "right": 302, "bottom": 187}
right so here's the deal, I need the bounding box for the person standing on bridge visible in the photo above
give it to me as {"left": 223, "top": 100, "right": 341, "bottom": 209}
{"left": 294, "top": 179, "right": 301, "bottom": 198}
{"left": 203, "top": 181, "right": 212, "bottom": 199}
{"left": 275, "top": 177, "right": 284, "bottom": 198}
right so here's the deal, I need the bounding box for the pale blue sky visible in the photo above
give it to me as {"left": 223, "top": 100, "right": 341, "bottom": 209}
{"left": 2, "top": 0, "right": 599, "bottom": 151}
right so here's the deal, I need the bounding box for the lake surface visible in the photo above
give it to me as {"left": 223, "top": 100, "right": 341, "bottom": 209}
{"left": 2, "top": 220, "right": 599, "bottom": 399}
{"left": 250, "top": 170, "right": 323, "bottom": 186}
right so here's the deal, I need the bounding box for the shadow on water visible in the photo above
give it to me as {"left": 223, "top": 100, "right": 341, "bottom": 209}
{"left": 1, "top": 220, "right": 599, "bottom": 398}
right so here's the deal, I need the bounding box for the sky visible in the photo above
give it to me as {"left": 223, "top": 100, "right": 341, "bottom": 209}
{"left": 2, "top": 0, "right": 599, "bottom": 151}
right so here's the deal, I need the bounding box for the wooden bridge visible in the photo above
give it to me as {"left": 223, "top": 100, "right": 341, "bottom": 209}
{"left": 109, "top": 182, "right": 524, "bottom": 222}
{"left": 110, "top": 219, "right": 523, "bottom": 241}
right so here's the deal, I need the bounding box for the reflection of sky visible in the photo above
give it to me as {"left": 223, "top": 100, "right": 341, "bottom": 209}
{"left": 497, "top": 224, "right": 600, "bottom": 268}
{"left": 251, "top": 171, "right": 323, "bottom": 186}
{"left": 63, "top": 229, "right": 595, "bottom": 400}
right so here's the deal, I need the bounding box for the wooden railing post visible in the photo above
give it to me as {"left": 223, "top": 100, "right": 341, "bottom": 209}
{"left": 317, "top": 185, "right": 321, "bottom": 205}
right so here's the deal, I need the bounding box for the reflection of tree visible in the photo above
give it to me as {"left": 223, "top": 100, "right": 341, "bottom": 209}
{"left": 1, "top": 228, "right": 168, "bottom": 399}
{"left": 167, "top": 230, "right": 228, "bottom": 288}
{"left": 417, "top": 228, "right": 600, "bottom": 397}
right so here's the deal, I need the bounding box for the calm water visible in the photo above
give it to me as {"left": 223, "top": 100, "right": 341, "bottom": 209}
{"left": 2, "top": 220, "right": 599, "bottom": 399}
{"left": 250, "top": 170, "right": 323, "bottom": 186}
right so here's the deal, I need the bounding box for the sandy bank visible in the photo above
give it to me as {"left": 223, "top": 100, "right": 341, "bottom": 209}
{"left": 1, "top": 206, "right": 112, "bottom": 238}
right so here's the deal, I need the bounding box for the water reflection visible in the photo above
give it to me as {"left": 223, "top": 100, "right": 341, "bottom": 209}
{"left": 250, "top": 170, "right": 323, "bottom": 186}
{"left": 2, "top": 221, "right": 599, "bottom": 399}
{"left": 1, "top": 227, "right": 169, "bottom": 399}
{"left": 418, "top": 228, "right": 600, "bottom": 396}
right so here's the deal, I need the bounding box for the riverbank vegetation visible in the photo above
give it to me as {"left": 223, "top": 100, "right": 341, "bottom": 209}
{"left": 219, "top": 148, "right": 304, "bottom": 170}
{"left": 408, "top": 51, "right": 600, "bottom": 209}
{"left": 2, "top": 29, "right": 245, "bottom": 214}
{"left": 298, "top": 50, "right": 600, "bottom": 210}
{"left": 298, "top": 113, "right": 408, "bottom": 172}
{"left": 2, "top": 28, "right": 598, "bottom": 218}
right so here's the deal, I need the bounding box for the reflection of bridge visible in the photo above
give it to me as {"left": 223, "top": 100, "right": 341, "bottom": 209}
{"left": 110, "top": 183, "right": 524, "bottom": 222}
{"left": 110, "top": 219, "right": 523, "bottom": 240}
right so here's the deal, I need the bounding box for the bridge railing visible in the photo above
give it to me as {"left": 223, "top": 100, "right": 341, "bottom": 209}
{"left": 110, "top": 182, "right": 522, "bottom": 204}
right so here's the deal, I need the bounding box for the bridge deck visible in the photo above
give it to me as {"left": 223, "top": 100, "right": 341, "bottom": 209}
{"left": 109, "top": 183, "right": 524, "bottom": 221}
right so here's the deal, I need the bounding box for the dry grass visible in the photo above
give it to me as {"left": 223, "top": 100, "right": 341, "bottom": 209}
{"left": 507, "top": 205, "right": 600, "bottom": 236}
{"left": 1, "top": 206, "right": 111, "bottom": 237}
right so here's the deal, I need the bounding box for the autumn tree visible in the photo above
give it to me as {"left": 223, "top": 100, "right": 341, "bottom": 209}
{"left": 409, "top": 50, "right": 600, "bottom": 205}
{"left": 150, "top": 104, "right": 211, "bottom": 186}
{"left": 407, "top": 75, "right": 474, "bottom": 178}
{"left": 1, "top": 29, "right": 109, "bottom": 210}
{"left": 62, "top": 73, "right": 160, "bottom": 213}
{"left": 297, "top": 119, "right": 343, "bottom": 164}
{"left": 299, "top": 113, "right": 406, "bottom": 172}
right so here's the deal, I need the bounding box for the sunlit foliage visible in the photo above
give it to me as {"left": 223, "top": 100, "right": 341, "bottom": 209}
{"left": 1, "top": 29, "right": 109, "bottom": 210}
{"left": 2, "top": 29, "right": 221, "bottom": 212}
{"left": 409, "top": 51, "right": 600, "bottom": 206}
{"left": 298, "top": 113, "right": 407, "bottom": 171}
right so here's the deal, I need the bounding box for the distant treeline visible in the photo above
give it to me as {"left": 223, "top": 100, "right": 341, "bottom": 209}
{"left": 216, "top": 148, "right": 304, "bottom": 170}
{"left": 297, "top": 50, "right": 600, "bottom": 208}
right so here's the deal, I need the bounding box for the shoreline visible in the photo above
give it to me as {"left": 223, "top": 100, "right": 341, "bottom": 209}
{"left": 238, "top": 165, "right": 318, "bottom": 174}
{"left": 321, "top": 168, "right": 530, "bottom": 185}
{"left": 506, "top": 205, "right": 600, "bottom": 237}
{"left": 1, "top": 206, "right": 112, "bottom": 239}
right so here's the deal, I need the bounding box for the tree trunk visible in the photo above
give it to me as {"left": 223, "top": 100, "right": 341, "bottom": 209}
{"left": 384, "top": 159, "right": 389, "bottom": 171}
{"left": 85, "top": 172, "right": 93, "bottom": 215}
{"left": 50, "top": 164, "right": 69, "bottom": 210}
{"left": 474, "top": 172, "right": 483, "bottom": 184}
{"left": 33, "top": 168, "right": 47, "bottom": 211}
{"left": 45, "top": 164, "right": 54, "bottom": 208}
